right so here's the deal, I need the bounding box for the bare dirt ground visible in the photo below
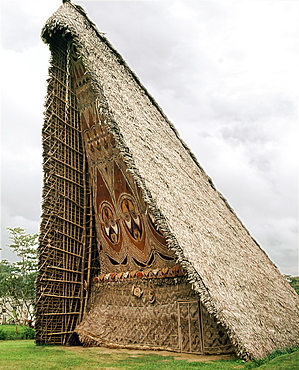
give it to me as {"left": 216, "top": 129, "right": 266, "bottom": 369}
{"left": 67, "top": 346, "right": 237, "bottom": 363}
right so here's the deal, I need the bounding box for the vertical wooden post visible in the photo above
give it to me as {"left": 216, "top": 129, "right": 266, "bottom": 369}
{"left": 177, "top": 301, "right": 182, "bottom": 352}
{"left": 198, "top": 300, "right": 205, "bottom": 354}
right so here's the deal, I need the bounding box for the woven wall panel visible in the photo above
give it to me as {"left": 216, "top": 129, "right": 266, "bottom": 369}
{"left": 201, "top": 304, "right": 235, "bottom": 354}
{"left": 76, "top": 277, "right": 235, "bottom": 355}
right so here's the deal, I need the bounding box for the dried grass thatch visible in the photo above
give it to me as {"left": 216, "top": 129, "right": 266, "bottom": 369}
{"left": 37, "top": 2, "right": 299, "bottom": 359}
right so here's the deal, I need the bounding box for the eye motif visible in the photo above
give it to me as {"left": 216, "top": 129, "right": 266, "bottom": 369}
{"left": 101, "top": 203, "right": 119, "bottom": 245}
{"left": 120, "top": 197, "right": 142, "bottom": 242}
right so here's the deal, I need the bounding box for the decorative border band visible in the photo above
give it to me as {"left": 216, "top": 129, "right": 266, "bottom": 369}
{"left": 93, "top": 264, "right": 186, "bottom": 283}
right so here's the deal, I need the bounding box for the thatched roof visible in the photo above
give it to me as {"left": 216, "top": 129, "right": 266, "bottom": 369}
{"left": 41, "top": 2, "right": 299, "bottom": 359}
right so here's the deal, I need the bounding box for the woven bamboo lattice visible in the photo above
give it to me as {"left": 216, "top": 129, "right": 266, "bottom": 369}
{"left": 35, "top": 34, "right": 99, "bottom": 345}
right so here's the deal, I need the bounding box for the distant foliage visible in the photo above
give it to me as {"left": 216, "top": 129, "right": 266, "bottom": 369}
{"left": 0, "top": 228, "right": 38, "bottom": 326}
{"left": 284, "top": 275, "right": 299, "bottom": 295}
{"left": 0, "top": 325, "right": 35, "bottom": 340}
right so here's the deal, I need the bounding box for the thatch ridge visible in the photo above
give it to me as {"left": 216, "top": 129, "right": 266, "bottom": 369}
{"left": 41, "top": 3, "right": 299, "bottom": 359}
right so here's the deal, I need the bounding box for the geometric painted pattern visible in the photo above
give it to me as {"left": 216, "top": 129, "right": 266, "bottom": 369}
{"left": 71, "top": 51, "right": 176, "bottom": 275}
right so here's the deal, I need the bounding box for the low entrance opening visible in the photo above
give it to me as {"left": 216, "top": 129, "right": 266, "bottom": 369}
{"left": 178, "top": 301, "right": 204, "bottom": 354}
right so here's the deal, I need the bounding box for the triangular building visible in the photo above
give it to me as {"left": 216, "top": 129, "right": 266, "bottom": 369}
{"left": 36, "top": 2, "right": 299, "bottom": 359}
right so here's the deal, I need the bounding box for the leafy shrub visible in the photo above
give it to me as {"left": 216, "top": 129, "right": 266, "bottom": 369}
{"left": 20, "top": 326, "right": 35, "bottom": 340}
{"left": 0, "top": 325, "right": 35, "bottom": 340}
{"left": 0, "top": 328, "right": 7, "bottom": 340}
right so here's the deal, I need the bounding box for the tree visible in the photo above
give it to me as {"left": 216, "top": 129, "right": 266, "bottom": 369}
{"left": 0, "top": 228, "right": 38, "bottom": 326}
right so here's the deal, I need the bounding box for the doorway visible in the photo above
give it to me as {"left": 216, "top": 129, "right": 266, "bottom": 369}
{"left": 178, "top": 301, "right": 204, "bottom": 354}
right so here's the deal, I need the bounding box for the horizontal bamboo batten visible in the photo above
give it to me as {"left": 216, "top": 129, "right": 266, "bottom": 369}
{"left": 36, "top": 34, "right": 98, "bottom": 346}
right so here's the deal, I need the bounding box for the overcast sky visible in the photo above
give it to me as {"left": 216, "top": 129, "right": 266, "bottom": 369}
{"left": 0, "top": 0, "right": 298, "bottom": 275}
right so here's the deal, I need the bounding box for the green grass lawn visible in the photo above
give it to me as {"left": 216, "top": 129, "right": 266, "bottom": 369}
{"left": 256, "top": 350, "right": 299, "bottom": 370}
{"left": 0, "top": 340, "right": 298, "bottom": 370}
{"left": 0, "top": 340, "right": 241, "bottom": 370}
